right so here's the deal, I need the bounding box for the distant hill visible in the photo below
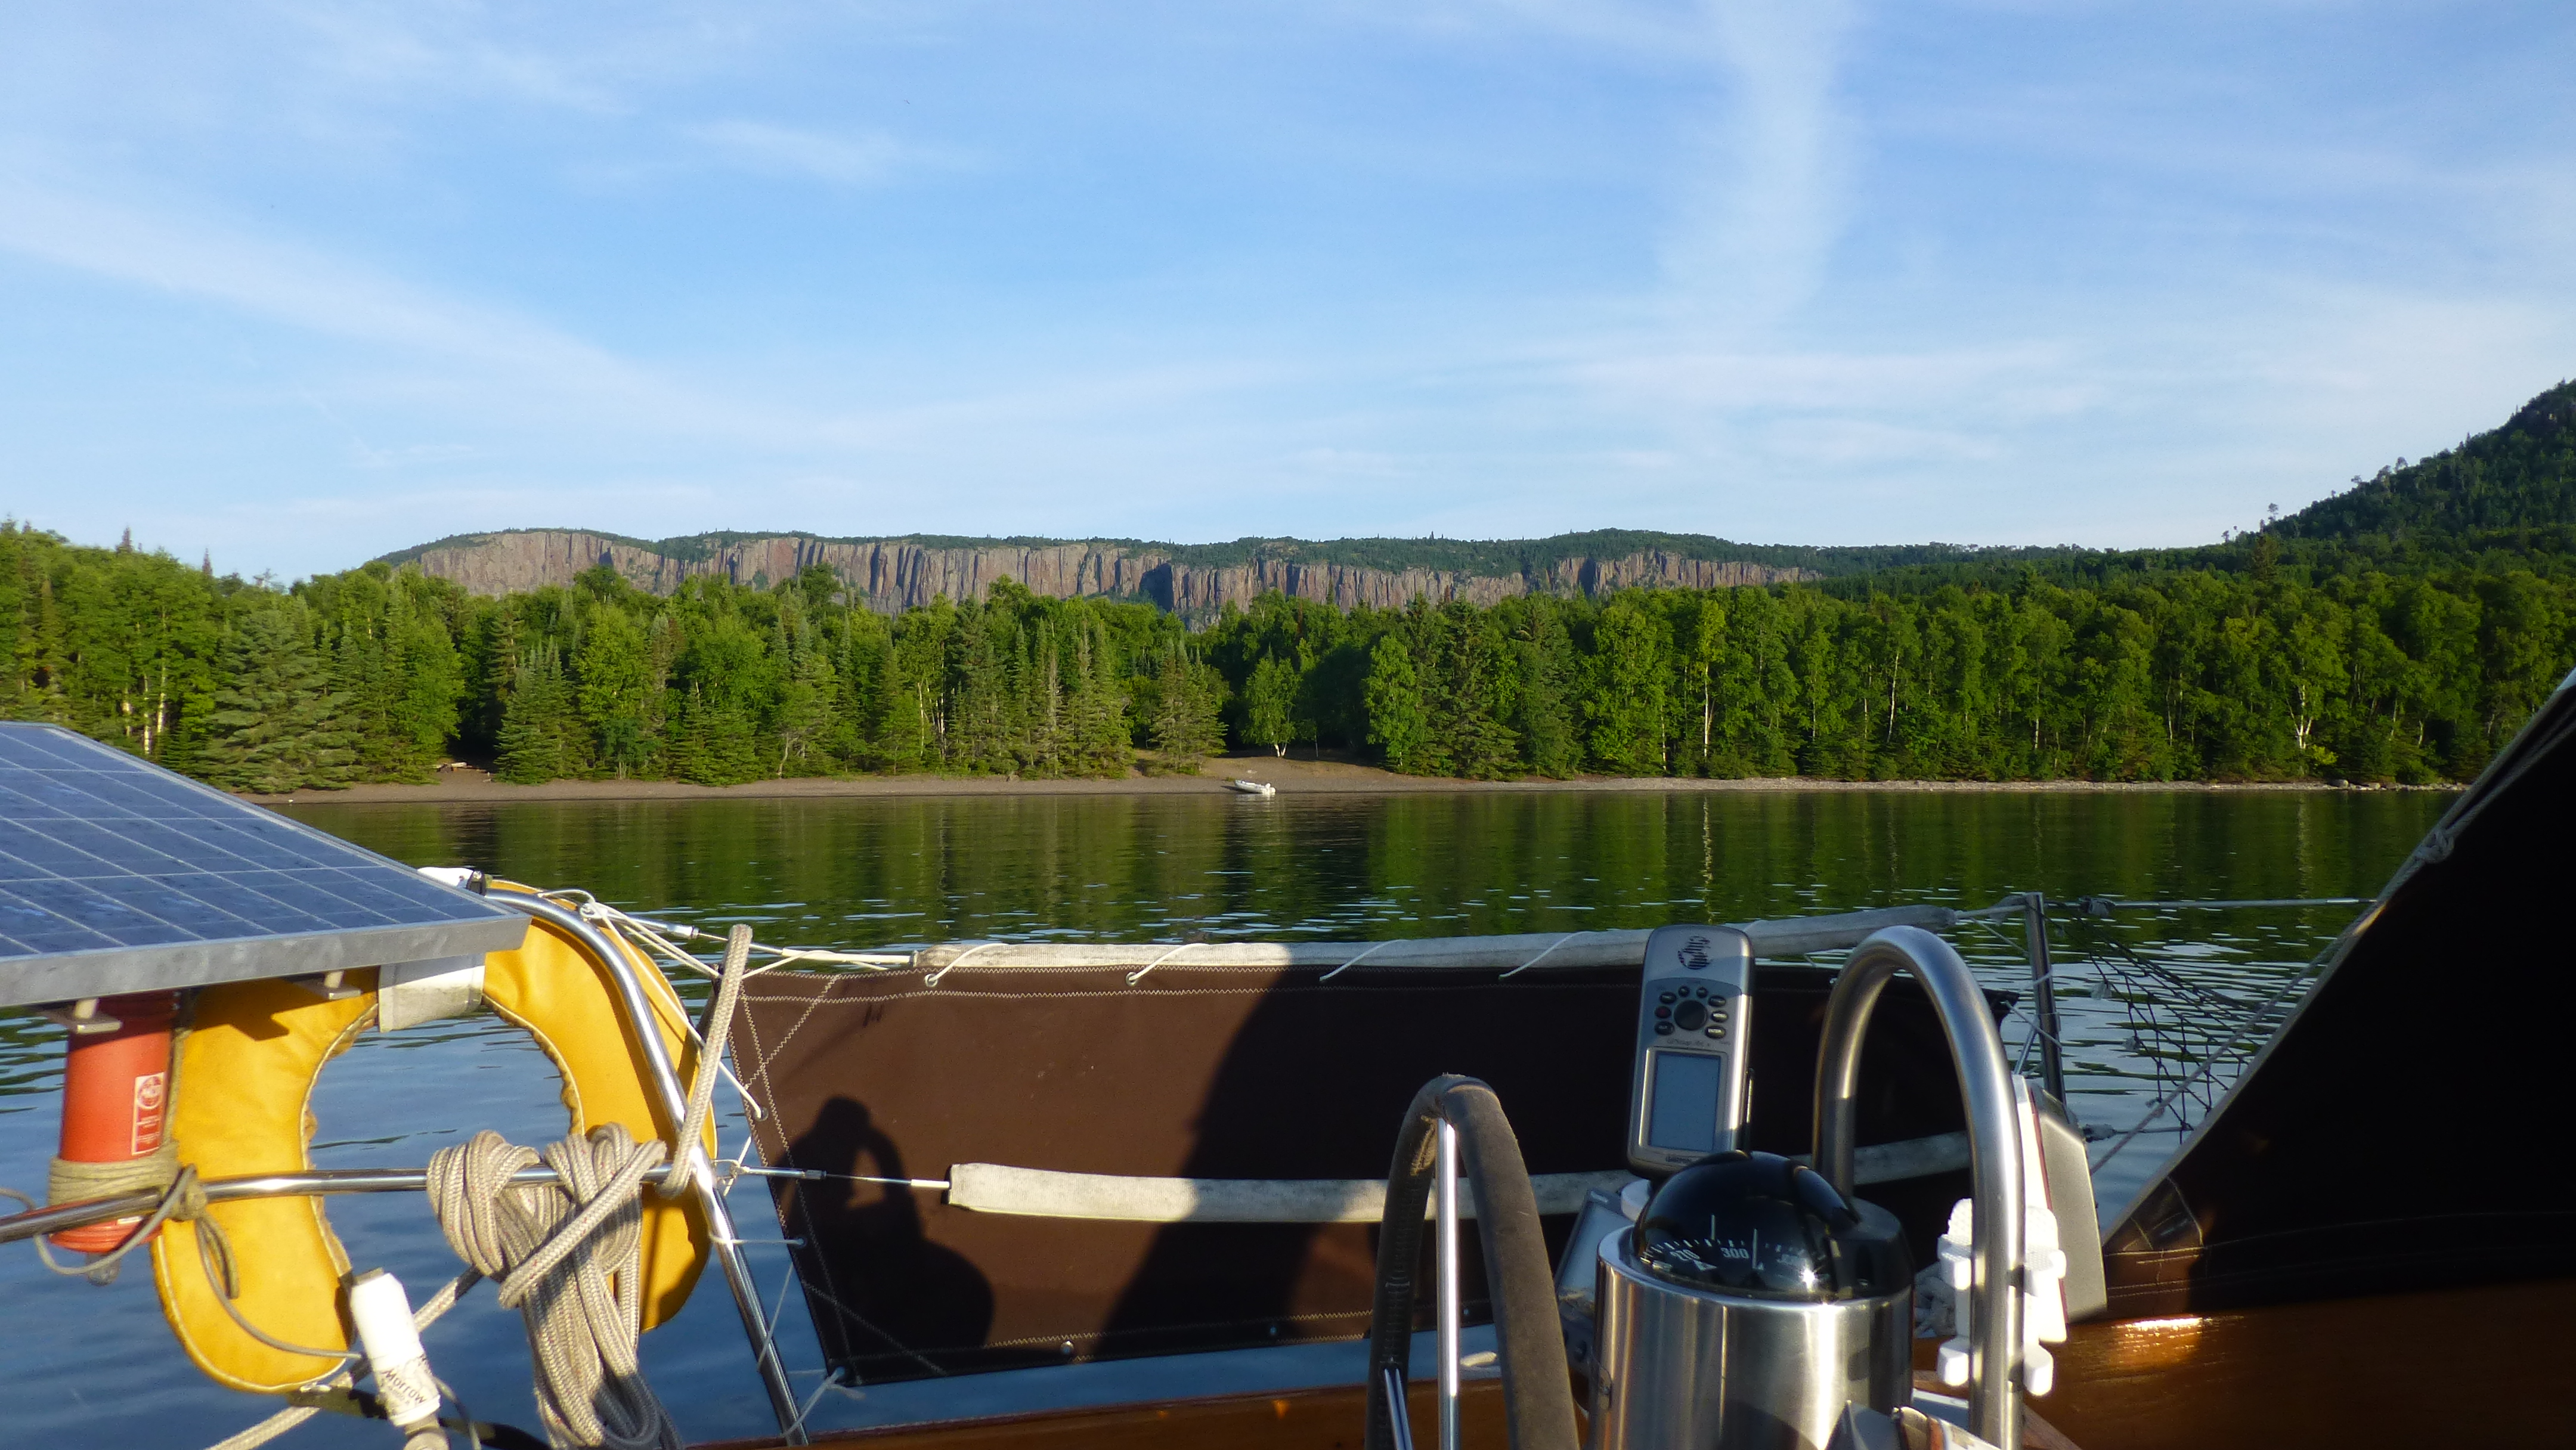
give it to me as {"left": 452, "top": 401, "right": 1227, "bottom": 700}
{"left": 377, "top": 378, "right": 2576, "bottom": 611}
{"left": 2275, "top": 379, "right": 2576, "bottom": 544}
{"left": 375, "top": 527, "right": 2083, "bottom": 615}
{"left": 1807, "top": 377, "right": 2576, "bottom": 598}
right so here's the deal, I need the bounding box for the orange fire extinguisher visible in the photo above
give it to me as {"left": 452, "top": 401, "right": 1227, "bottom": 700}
{"left": 49, "top": 991, "right": 179, "bottom": 1255}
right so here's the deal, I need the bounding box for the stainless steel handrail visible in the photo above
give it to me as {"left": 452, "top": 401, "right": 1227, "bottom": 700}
{"left": 1433, "top": 1117, "right": 1462, "bottom": 1450}
{"left": 497, "top": 894, "right": 806, "bottom": 1442}
{"left": 1812, "top": 925, "right": 2024, "bottom": 1450}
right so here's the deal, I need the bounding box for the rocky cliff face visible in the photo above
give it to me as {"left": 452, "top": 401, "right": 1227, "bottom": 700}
{"left": 401, "top": 531, "right": 1814, "bottom": 613}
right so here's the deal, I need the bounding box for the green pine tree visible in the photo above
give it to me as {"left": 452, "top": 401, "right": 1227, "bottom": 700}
{"left": 1148, "top": 650, "right": 1227, "bottom": 769}
{"left": 1363, "top": 630, "right": 1430, "bottom": 772}
{"left": 494, "top": 644, "right": 586, "bottom": 783}
{"left": 197, "top": 607, "right": 360, "bottom": 793}
{"left": 1420, "top": 602, "right": 1519, "bottom": 779}
{"left": 773, "top": 643, "right": 838, "bottom": 776}
{"left": 1510, "top": 603, "right": 1580, "bottom": 779}
{"left": 1064, "top": 622, "right": 1132, "bottom": 777}
{"left": 1583, "top": 600, "right": 1668, "bottom": 775}
{"left": 388, "top": 579, "right": 464, "bottom": 770}
{"left": 673, "top": 687, "right": 761, "bottom": 784}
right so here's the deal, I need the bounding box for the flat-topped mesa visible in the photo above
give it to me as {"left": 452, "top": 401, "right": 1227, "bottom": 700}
{"left": 1532, "top": 552, "right": 1810, "bottom": 595}
{"left": 389, "top": 529, "right": 1821, "bottom": 614}
{"left": 401, "top": 532, "right": 1158, "bottom": 606}
{"left": 1160, "top": 557, "right": 1528, "bottom": 612}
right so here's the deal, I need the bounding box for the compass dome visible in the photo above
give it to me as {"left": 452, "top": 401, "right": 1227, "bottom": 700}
{"left": 1634, "top": 1150, "right": 1911, "bottom": 1302}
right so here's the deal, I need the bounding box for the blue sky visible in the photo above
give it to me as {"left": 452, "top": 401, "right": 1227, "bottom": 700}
{"left": 2, "top": 2, "right": 2571, "bottom": 581}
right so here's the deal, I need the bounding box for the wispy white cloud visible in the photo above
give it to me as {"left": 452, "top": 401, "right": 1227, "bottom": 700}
{"left": 255, "top": 0, "right": 814, "bottom": 114}
{"left": 0, "top": 166, "right": 1321, "bottom": 560}
{"left": 1569, "top": 338, "right": 2069, "bottom": 413}
{"left": 270, "top": 2, "right": 626, "bottom": 113}
{"left": 0, "top": 172, "right": 813, "bottom": 444}
{"left": 1659, "top": 0, "right": 1859, "bottom": 333}
{"left": 681, "top": 120, "right": 942, "bottom": 187}
{"left": 0, "top": 177, "right": 608, "bottom": 367}
{"left": 1383, "top": 0, "right": 1720, "bottom": 59}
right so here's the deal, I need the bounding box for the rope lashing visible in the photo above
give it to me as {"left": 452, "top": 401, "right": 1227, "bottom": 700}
{"left": 660, "top": 925, "right": 750, "bottom": 1201}
{"left": 9, "top": 1152, "right": 375, "bottom": 1359}
{"left": 428, "top": 1127, "right": 680, "bottom": 1450}
{"left": 1125, "top": 941, "right": 1204, "bottom": 986}
{"left": 590, "top": 912, "right": 766, "bottom": 1120}
{"left": 45, "top": 1138, "right": 181, "bottom": 1207}
{"left": 921, "top": 941, "right": 1005, "bottom": 987}
{"left": 1498, "top": 932, "right": 1583, "bottom": 979}
{"left": 12, "top": 1139, "right": 187, "bottom": 1283}
{"left": 1318, "top": 939, "right": 1396, "bottom": 983}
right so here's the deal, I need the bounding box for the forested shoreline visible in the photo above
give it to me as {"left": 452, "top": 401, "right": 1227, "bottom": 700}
{"left": 5, "top": 516, "right": 2568, "bottom": 794}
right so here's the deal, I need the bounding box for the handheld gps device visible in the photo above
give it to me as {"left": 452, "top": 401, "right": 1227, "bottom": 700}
{"left": 1626, "top": 924, "right": 1754, "bottom": 1176}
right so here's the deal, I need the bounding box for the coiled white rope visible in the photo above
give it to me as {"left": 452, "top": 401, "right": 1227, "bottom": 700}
{"left": 411, "top": 924, "right": 753, "bottom": 1450}
{"left": 428, "top": 1127, "right": 676, "bottom": 1450}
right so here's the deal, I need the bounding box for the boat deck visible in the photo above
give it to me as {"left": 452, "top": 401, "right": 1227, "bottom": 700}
{"left": 702, "top": 1375, "right": 2090, "bottom": 1450}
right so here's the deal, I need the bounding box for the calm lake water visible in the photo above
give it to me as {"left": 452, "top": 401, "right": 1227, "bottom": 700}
{"left": 0, "top": 788, "right": 2451, "bottom": 1445}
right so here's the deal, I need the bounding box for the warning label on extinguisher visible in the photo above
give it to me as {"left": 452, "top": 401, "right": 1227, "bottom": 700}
{"left": 131, "top": 1071, "right": 166, "bottom": 1156}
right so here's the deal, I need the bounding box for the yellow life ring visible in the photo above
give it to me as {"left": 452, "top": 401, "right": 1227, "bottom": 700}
{"left": 151, "top": 885, "right": 716, "bottom": 1393}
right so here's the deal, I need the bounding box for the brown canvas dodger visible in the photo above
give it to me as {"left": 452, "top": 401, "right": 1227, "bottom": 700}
{"left": 728, "top": 957, "right": 1995, "bottom": 1383}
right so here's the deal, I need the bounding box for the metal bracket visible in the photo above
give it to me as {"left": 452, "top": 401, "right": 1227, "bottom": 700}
{"left": 32, "top": 999, "right": 122, "bottom": 1035}
{"left": 378, "top": 956, "right": 487, "bottom": 1031}
{"left": 283, "top": 971, "right": 362, "bottom": 1002}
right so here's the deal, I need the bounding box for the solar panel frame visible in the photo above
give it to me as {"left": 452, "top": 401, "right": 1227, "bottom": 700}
{"left": 0, "top": 724, "right": 528, "bottom": 1007}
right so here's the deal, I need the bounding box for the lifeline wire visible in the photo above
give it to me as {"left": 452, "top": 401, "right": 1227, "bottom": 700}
{"left": 586, "top": 907, "right": 766, "bottom": 1116}
{"left": 2086, "top": 924, "right": 2349, "bottom": 1173}
{"left": 576, "top": 900, "right": 908, "bottom": 976}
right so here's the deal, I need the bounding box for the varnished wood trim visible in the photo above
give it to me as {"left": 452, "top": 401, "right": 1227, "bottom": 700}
{"left": 695, "top": 1378, "right": 1512, "bottom": 1450}
{"left": 2041, "top": 1277, "right": 2576, "bottom": 1450}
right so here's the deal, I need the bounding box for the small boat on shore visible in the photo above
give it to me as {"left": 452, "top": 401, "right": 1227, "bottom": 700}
{"left": 2, "top": 665, "right": 2570, "bottom": 1449}
{"left": 1227, "top": 778, "right": 1277, "bottom": 797}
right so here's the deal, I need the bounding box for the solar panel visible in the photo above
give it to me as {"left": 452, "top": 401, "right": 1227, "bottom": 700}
{"left": 0, "top": 724, "right": 528, "bottom": 1008}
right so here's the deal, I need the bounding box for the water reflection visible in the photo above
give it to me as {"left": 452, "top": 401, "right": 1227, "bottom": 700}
{"left": 278, "top": 790, "right": 2439, "bottom": 950}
